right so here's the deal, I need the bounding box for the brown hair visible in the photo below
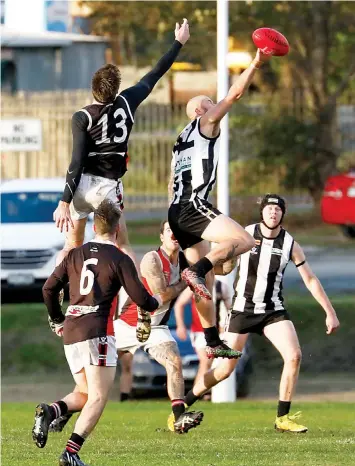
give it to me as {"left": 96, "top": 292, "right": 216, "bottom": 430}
{"left": 94, "top": 200, "right": 121, "bottom": 235}
{"left": 92, "top": 64, "right": 121, "bottom": 104}
{"left": 160, "top": 219, "right": 169, "bottom": 235}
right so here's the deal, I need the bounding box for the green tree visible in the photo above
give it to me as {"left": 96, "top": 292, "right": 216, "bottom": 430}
{"left": 228, "top": 1, "right": 355, "bottom": 203}
{"left": 82, "top": 1, "right": 355, "bottom": 202}
{"left": 80, "top": 1, "right": 217, "bottom": 68}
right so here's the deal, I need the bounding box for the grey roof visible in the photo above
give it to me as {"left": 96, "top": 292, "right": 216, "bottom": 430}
{"left": 0, "top": 26, "right": 108, "bottom": 48}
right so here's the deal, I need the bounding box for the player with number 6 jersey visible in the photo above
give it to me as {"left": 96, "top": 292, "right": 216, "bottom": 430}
{"left": 53, "top": 19, "right": 190, "bottom": 268}
{"left": 33, "top": 201, "right": 161, "bottom": 466}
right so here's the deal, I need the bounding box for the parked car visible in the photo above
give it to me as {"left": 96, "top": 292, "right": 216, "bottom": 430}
{"left": 321, "top": 170, "right": 355, "bottom": 239}
{"left": 0, "top": 178, "right": 93, "bottom": 295}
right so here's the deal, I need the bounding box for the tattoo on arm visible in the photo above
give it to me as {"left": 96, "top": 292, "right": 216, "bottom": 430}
{"left": 140, "top": 252, "right": 166, "bottom": 295}
{"left": 140, "top": 252, "right": 187, "bottom": 303}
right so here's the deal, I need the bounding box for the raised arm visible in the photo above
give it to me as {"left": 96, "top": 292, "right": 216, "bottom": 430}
{"left": 200, "top": 49, "right": 271, "bottom": 136}
{"left": 292, "top": 241, "right": 340, "bottom": 334}
{"left": 120, "top": 19, "right": 190, "bottom": 113}
{"left": 140, "top": 251, "right": 186, "bottom": 303}
{"left": 54, "top": 111, "right": 89, "bottom": 232}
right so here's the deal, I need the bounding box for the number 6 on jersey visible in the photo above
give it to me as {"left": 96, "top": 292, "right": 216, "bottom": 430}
{"left": 80, "top": 258, "right": 98, "bottom": 295}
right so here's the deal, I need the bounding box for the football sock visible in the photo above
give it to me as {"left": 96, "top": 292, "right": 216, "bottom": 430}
{"left": 120, "top": 393, "right": 130, "bottom": 402}
{"left": 172, "top": 399, "right": 186, "bottom": 421}
{"left": 49, "top": 401, "right": 68, "bottom": 421}
{"left": 203, "top": 326, "right": 221, "bottom": 347}
{"left": 277, "top": 400, "right": 291, "bottom": 417}
{"left": 66, "top": 433, "right": 85, "bottom": 454}
{"left": 189, "top": 258, "right": 213, "bottom": 277}
{"left": 185, "top": 390, "right": 200, "bottom": 408}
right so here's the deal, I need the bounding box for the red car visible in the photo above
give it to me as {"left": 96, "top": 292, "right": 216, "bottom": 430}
{"left": 321, "top": 170, "right": 355, "bottom": 238}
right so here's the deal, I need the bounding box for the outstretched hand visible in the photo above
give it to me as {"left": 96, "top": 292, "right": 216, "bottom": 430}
{"left": 255, "top": 48, "right": 273, "bottom": 64}
{"left": 175, "top": 18, "right": 190, "bottom": 45}
{"left": 53, "top": 201, "right": 74, "bottom": 233}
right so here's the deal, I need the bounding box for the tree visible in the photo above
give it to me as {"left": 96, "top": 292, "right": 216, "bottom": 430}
{"left": 80, "top": 1, "right": 218, "bottom": 68}
{"left": 228, "top": 1, "right": 355, "bottom": 203}
{"left": 82, "top": 1, "right": 355, "bottom": 203}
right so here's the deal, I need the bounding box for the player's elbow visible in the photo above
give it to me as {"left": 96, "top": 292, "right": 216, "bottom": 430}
{"left": 226, "top": 90, "right": 244, "bottom": 104}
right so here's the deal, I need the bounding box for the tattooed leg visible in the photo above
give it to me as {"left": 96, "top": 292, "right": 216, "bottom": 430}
{"left": 148, "top": 342, "right": 184, "bottom": 400}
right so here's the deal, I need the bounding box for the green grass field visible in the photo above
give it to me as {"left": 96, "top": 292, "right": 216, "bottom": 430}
{"left": 2, "top": 401, "right": 355, "bottom": 466}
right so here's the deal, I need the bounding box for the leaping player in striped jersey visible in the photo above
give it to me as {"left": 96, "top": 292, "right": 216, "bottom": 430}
{"left": 53, "top": 19, "right": 190, "bottom": 268}
{"left": 168, "top": 48, "right": 272, "bottom": 359}
{"left": 183, "top": 194, "right": 340, "bottom": 433}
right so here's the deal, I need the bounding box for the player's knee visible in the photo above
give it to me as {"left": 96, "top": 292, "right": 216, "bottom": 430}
{"left": 167, "top": 354, "right": 182, "bottom": 374}
{"left": 285, "top": 349, "right": 302, "bottom": 366}
{"left": 87, "top": 392, "right": 107, "bottom": 407}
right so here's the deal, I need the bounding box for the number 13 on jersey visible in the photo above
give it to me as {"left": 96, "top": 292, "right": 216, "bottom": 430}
{"left": 96, "top": 108, "right": 128, "bottom": 145}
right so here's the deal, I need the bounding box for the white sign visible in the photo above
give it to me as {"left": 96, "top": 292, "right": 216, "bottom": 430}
{"left": 1, "top": 119, "right": 42, "bottom": 151}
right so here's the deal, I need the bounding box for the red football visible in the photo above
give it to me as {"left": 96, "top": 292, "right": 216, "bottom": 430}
{"left": 252, "top": 28, "right": 289, "bottom": 56}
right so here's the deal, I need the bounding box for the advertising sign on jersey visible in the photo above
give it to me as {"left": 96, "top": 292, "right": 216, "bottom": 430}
{"left": 1, "top": 119, "right": 42, "bottom": 151}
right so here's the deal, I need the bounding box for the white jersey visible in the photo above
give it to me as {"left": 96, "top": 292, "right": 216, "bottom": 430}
{"left": 171, "top": 117, "right": 220, "bottom": 204}
{"left": 232, "top": 224, "right": 294, "bottom": 313}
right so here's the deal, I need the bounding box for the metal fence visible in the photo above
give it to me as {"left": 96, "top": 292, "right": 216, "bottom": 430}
{"left": 1, "top": 89, "right": 354, "bottom": 210}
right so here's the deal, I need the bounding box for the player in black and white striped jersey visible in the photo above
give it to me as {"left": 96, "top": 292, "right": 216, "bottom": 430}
{"left": 168, "top": 49, "right": 272, "bottom": 359}
{"left": 183, "top": 194, "right": 340, "bottom": 433}
{"left": 53, "top": 19, "right": 190, "bottom": 268}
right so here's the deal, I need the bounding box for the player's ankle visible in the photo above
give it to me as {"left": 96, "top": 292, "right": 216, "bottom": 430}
{"left": 185, "top": 390, "right": 200, "bottom": 407}
{"left": 190, "top": 257, "right": 213, "bottom": 277}
{"left": 203, "top": 326, "right": 221, "bottom": 347}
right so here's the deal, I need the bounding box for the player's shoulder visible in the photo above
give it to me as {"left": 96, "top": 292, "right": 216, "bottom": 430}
{"left": 141, "top": 250, "right": 161, "bottom": 265}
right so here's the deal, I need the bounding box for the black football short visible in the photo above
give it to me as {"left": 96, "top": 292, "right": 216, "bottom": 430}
{"left": 227, "top": 309, "right": 291, "bottom": 336}
{"left": 168, "top": 198, "right": 222, "bottom": 250}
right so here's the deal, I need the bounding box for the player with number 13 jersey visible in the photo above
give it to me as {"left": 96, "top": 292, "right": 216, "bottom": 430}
{"left": 53, "top": 19, "right": 190, "bottom": 267}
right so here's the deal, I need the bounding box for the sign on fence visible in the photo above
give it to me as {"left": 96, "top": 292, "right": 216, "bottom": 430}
{"left": 0, "top": 119, "right": 42, "bottom": 151}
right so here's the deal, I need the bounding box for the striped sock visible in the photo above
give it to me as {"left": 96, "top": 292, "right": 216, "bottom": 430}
{"left": 49, "top": 401, "right": 68, "bottom": 421}
{"left": 66, "top": 433, "right": 85, "bottom": 454}
{"left": 172, "top": 399, "right": 185, "bottom": 421}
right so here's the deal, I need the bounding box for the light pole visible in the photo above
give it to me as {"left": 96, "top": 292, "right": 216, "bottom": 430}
{"left": 212, "top": 0, "right": 236, "bottom": 404}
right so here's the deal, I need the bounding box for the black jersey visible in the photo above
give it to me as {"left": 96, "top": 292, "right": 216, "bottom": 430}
{"left": 42, "top": 241, "right": 159, "bottom": 345}
{"left": 62, "top": 40, "right": 183, "bottom": 203}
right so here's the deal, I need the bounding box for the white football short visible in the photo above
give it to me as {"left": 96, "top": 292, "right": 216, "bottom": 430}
{"left": 114, "top": 319, "right": 175, "bottom": 354}
{"left": 64, "top": 336, "right": 117, "bottom": 374}
{"left": 190, "top": 331, "right": 207, "bottom": 350}
{"left": 70, "top": 173, "right": 124, "bottom": 220}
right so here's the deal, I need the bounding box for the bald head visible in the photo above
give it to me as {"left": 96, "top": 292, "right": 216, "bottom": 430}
{"left": 186, "top": 95, "right": 213, "bottom": 120}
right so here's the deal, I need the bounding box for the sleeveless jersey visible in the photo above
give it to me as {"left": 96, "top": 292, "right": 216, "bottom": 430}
{"left": 119, "top": 248, "right": 184, "bottom": 327}
{"left": 232, "top": 224, "right": 294, "bottom": 313}
{"left": 171, "top": 117, "right": 220, "bottom": 204}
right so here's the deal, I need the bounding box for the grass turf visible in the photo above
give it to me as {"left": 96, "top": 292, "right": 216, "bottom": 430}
{"left": 2, "top": 401, "right": 355, "bottom": 465}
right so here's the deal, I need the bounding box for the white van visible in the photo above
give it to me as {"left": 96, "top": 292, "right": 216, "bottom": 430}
{"left": 1, "top": 178, "right": 93, "bottom": 293}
